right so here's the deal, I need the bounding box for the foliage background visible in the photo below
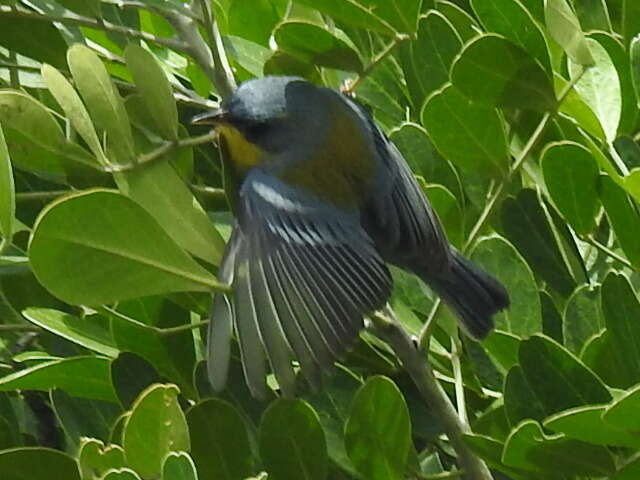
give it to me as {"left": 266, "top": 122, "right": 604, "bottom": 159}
{"left": 1, "top": 0, "right": 640, "bottom": 479}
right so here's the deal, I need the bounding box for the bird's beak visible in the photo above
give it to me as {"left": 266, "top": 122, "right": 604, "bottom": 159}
{"left": 191, "top": 108, "right": 229, "bottom": 126}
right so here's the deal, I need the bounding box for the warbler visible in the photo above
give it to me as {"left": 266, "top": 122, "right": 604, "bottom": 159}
{"left": 193, "top": 76, "right": 509, "bottom": 398}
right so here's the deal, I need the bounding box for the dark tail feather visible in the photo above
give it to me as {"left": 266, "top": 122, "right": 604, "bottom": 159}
{"left": 422, "top": 250, "right": 510, "bottom": 339}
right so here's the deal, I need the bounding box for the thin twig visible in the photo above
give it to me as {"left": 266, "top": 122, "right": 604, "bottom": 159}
{"left": 16, "top": 191, "right": 70, "bottom": 202}
{"left": 371, "top": 308, "right": 493, "bottom": 480}
{"left": 583, "top": 236, "right": 634, "bottom": 270}
{"left": 451, "top": 336, "right": 468, "bottom": 427}
{"left": 0, "top": 324, "right": 41, "bottom": 333}
{"left": 197, "top": 0, "right": 236, "bottom": 98}
{"left": 0, "top": 5, "right": 188, "bottom": 51}
{"left": 8, "top": 51, "right": 19, "bottom": 89}
{"left": 190, "top": 184, "right": 227, "bottom": 200}
{"left": 107, "top": 131, "right": 218, "bottom": 172}
{"left": 157, "top": 319, "right": 210, "bottom": 337}
{"left": 345, "top": 33, "right": 410, "bottom": 94}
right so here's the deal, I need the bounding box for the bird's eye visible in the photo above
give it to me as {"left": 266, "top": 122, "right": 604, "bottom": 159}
{"left": 244, "top": 122, "right": 270, "bottom": 139}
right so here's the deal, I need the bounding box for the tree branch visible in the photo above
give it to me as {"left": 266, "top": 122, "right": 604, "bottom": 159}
{"left": 0, "top": 5, "right": 188, "bottom": 51}
{"left": 344, "top": 33, "right": 410, "bottom": 94}
{"left": 371, "top": 308, "right": 493, "bottom": 480}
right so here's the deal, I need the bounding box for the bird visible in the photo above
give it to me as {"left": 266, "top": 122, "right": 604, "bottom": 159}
{"left": 192, "top": 76, "right": 509, "bottom": 399}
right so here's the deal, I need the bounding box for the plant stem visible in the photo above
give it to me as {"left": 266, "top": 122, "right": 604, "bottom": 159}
{"left": 0, "top": 5, "right": 188, "bottom": 51}
{"left": 107, "top": 131, "right": 218, "bottom": 172}
{"left": 16, "top": 191, "right": 70, "bottom": 202}
{"left": 583, "top": 236, "right": 633, "bottom": 269}
{"left": 190, "top": 184, "right": 227, "bottom": 200}
{"left": 0, "top": 324, "right": 41, "bottom": 333}
{"left": 197, "top": 0, "right": 236, "bottom": 98}
{"left": 345, "top": 33, "right": 410, "bottom": 94}
{"left": 8, "top": 51, "right": 19, "bottom": 89}
{"left": 451, "top": 336, "right": 468, "bottom": 427}
{"left": 158, "top": 319, "right": 209, "bottom": 337}
{"left": 371, "top": 308, "right": 493, "bottom": 480}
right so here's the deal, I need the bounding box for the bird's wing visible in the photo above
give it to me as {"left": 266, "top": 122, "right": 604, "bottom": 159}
{"left": 346, "top": 98, "right": 452, "bottom": 273}
{"left": 208, "top": 169, "right": 392, "bottom": 398}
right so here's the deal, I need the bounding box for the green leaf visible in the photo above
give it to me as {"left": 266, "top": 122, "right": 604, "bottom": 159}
{"left": 540, "top": 290, "right": 564, "bottom": 343}
{"left": 562, "top": 285, "right": 602, "bottom": 355}
{"left": 0, "top": 90, "right": 97, "bottom": 175}
{"left": 424, "top": 184, "right": 462, "bottom": 248}
{"left": 294, "top": 0, "right": 422, "bottom": 35}
{"left": 162, "top": 452, "right": 198, "bottom": 480}
{"left": 23, "top": 308, "right": 118, "bottom": 357}
{"left": 599, "top": 272, "right": 640, "bottom": 388}
{"left": 504, "top": 365, "right": 547, "bottom": 424}
{"left": 483, "top": 331, "right": 521, "bottom": 371}
{"left": 518, "top": 335, "right": 611, "bottom": 416}
{"left": 68, "top": 44, "right": 135, "bottom": 165}
{"left": 186, "top": 398, "right": 253, "bottom": 480}
{"left": 111, "top": 352, "right": 162, "bottom": 407}
{"left": 421, "top": 84, "right": 509, "bottom": 176}
{"left": 0, "top": 124, "right": 14, "bottom": 242}
{"left": 114, "top": 159, "right": 225, "bottom": 265}
{"left": 470, "top": 0, "right": 551, "bottom": 71}
{"left": 612, "top": 456, "right": 640, "bottom": 480}
{"left": 0, "top": 357, "right": 116, "bottom": 402}
{"left": 226, "top": 0, "right": 286, "bottom": 46}
{"left": 632, "top": 35, "right": 640, "bottom": 105}
{"left": 581, "top": 331, "right": 632, "bottom": 389}
{"left": 599, "top": 174, "right": 640, "bottom": 268}
{"left": 589, "top": 32, "right": 638, "bottom": 136}
{"left": 29, "top": 190, "right": 222, "bottom": 305}
{"left": 568, "top": 38, "right": 621, "bottom": 143}
{"left": 544, "top": 0, "right": 594, "bottom": 66}
{"left": 123, "top": 384, "right": 190, "bottom": 478}
{"left": 260, "top": 398, "right": 328, "bottom": 480}
{"left": 603, "top": 383, "right": 640, "bottom": 432}
{"left": 388, "top": 122, "right": 462, "bottom": 201}
{"left": 544, "top": 405, "right": 640, "bottom": 448}
{"left": 540, "top": 141, "right": 600, "bottom": 234}
{"left": 78, "top": 438, "right": 126, "bottom": 480}
{"left": 500, "top": 189, "right": 576, "bottom": 297}
{"left": 574, "top": 0, "right": 611, "bottom": 31}
{"left": 223, "top": 35, "right": 272, "bottom": 78}
{"left": 124, "top": 44, "right": 178, "bottom": 141}
{"left": 502, "top": 419, "right": 615, "bottom": 476}
{"left": 463, "top": 433, "right": 537, "bottom": 480}
{"left": 274, "top": 21, "right": 363, "bottom": 72}
{"left": 625, "top": 168, "right": 640, "bottom": 203}
{"left": 399, "top": 11, "right": 462, "bottom": 110}
{"left": 109, "top": 301, "right": 196, "bottom": 399}
{"left": 56, "top": 0, "right": 101, "bottom": 17}
{"left": 0, "top": 447, "right": 80, "bottom": 480}
{"left": 41, "top": 64, "right": 108, "bottom": 167}
{"left": 0, "top": 17, "right": 68, "bottom": 69}
{"left": 102, "top": 468, "right": 142, "bottom": 480}
{"left": 434, "top": 0, "right": 480, "bottom": 42}
{"left": 345, "top": 376, "right": 411, "bottom": 480}
{"left": 471, "top": 235, "right": 541, "bottom": 337}
{"left": 451, "top": 34, "right": 555, "bottom": 112}
{"left": 554, "top": 74, "right": 606, "bottom": 141}
{"left": 51, "top": 389, "right": 122, "bottom": 448}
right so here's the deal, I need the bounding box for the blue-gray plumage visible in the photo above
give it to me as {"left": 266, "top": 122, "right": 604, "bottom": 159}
{"left": 194, "top": 76, "right": 510, "bottom": 398}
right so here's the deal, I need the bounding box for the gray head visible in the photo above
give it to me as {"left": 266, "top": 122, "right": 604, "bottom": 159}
{"left": 193, "top": 76, "right": 328, "bottom": 152}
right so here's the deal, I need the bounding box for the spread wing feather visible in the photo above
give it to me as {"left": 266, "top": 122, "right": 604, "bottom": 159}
{"left": 208, "top": 169, "right": 392, "bottom": 396}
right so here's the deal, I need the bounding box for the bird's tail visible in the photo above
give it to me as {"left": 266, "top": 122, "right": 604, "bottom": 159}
{"left": 421, "top": 250, "right": 510, "bottom": 339}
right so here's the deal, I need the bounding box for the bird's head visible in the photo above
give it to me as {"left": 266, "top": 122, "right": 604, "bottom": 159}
{"left": 193, "top": 76, "right": 326, "bottom": 171}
